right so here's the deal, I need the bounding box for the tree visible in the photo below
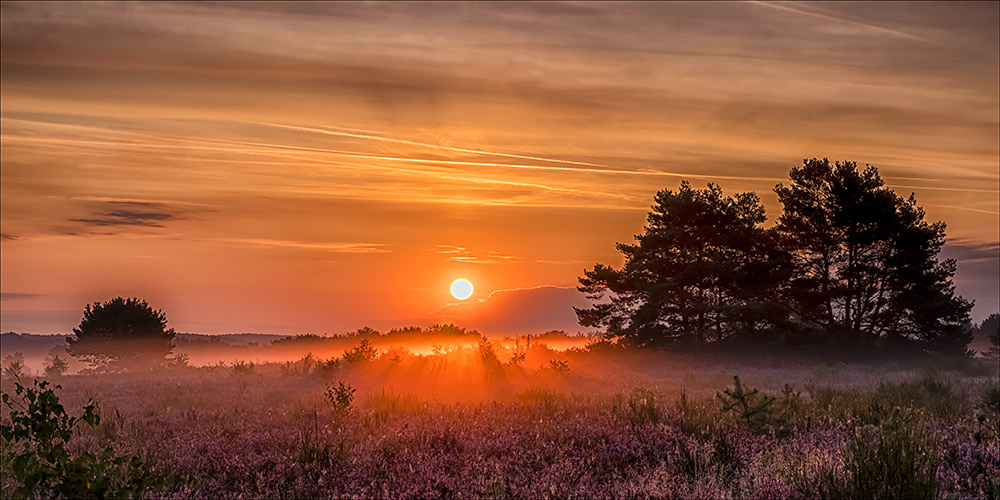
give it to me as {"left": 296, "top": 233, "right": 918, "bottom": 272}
{"left": 575, "top": 181, "right": 789, "bottom": 347}
{"left": 44, "top": 348, "right": 70, "bottom": 378}
{"left": 976, "top": 313, "right": 1000, "bottom": 359}
{"left": 774, "top": 158, "right": 972, "bottom": 351}
{"left": 67, "top": 297, "right": 177, "bottom": 372}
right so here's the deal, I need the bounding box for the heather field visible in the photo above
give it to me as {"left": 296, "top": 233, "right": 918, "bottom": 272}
{"left": 3, "top": 338, "right": 999, "bottom": 499}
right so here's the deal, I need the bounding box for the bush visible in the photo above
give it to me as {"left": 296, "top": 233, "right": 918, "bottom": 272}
{"left": 2, "top": 353, "right": 26, "bottom": 380}
{"left": 505, "top": 348, "right": 525, "bottom": 368}
{"left": 716, "top": 375, "right": 788, "bottom": 433}
{"left": 44, "top": 352, "right": 70, "bottom": 378}
{"left": 325, "top": 382, "right": 356, "bottom": 412}
{"left": 315, "top": 357, "right": 341, "bottom": 377}
{"left": 280, "top": 353, "right": 316, "bottom": 376}
{"left": 231, "top": 360, "right": 255, "bottom": 376}
{"left": 0, "top": 380, "right": 179, "bottom": 499}
{"left": 548, "top": 359, "right": 570, "bottom": 376}
{"left": 342, "top": 338, "right": 379, "bottom": 365}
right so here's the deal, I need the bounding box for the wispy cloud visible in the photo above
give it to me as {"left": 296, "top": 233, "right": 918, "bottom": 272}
{"left": 70, "top": 202, "right": 177, "bottom": 228}
{"left": 215, "top": 238, "right": 389, "bottom": 253}
{"left": 434, "top": 245, "right": 517, "bottom": 264}
{"left": 750, "top": 1, "right": 940, "bottom": 46}
{"left": 0, "top": 293, "right": 44, "bottom": 301}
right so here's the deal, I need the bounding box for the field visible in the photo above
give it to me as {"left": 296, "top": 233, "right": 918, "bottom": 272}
{"left": 2, "top": 338, "right": 999, "bottom": 499}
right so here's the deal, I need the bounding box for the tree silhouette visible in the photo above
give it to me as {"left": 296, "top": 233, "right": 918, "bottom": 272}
{"left": 977, "top": 313, "right": 999, "bottom": 359}
{"left": 67, "top": 297, "right": 176, "bottom": 371}
{"left": 775, "top": 159, "right": 972, "bottom": 351}
{"left": 578, "top": 159, "right": 974, "bottom": 353}
{"left": 575, "top": 182, "right": 789, "bottom": 347}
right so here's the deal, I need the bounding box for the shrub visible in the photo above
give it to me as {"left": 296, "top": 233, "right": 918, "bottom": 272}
{"left": 478, "top": 337, "right": 501, "bottom": 366}
{"left": 0, "top": 380, "right": 179, "bottom": 499}
{"left": 342, "top": 338, "right": 379, "bottom": 365}
{"left": 505, "top": 348, "right": 525, "bottom": 368}
{"left": 548, "top": 359, "right": 570, "bottom": 376}
{"left": 44, "top": 352, "right": 70, "bottom": 378}
{"left": 315, "top": 357, "right": 341, "bottom": 377}
{"left": 167, "top": 353, "right": 190, "bottom": 369}
{"left": 325, "top": 382, "right": 356, "bottom": 412}
{"left": 2, "top": 353, "right": 26, "bottom": 380}
{"left": 280, "top": 353, "right": 316, "bottom": 376}
{"left": 716, "top": 375, "right": 788, "bottom": 433}
{"left": 231, "top": 360, "right": 255, "bottom": 376}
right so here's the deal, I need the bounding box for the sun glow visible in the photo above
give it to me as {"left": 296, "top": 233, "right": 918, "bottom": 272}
{"left": 450, "top": 279, "right": 474, "bottom": 300}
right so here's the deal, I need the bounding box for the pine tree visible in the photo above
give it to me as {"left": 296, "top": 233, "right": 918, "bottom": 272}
{"left": 575, "top": 182, "right": 789, "bottom": 347}
{"left": 774, "top": 159, "right": 972, "bottom": 351}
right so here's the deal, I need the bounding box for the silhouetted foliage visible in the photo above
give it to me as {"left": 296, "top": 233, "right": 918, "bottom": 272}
{"left": 44, "top": 350, "right": 70, "bottom": 378}
{"left": 1, "top": 380, "right": 181, "bottom": 498}
{"left": 2, "top": 353, "right": 26, "bottom": 380}
{"left": 775, "top": 159, "right": 972, "bottom": 352}
{"left": 976, "top": 313, "right": 1000, "bottom": 359}
{"left": 578, "top": 159, "right": 973, "bottom": 353}
{"left": 67, "top": 297, "right": 176, "bottom": 372}
{"left": 271, "top": 334, "right": 329, "bottom": 345}
{"left": 341, "top": 338, "right": 380, "bottom": 364}
{"left": 576, "top": 181, "right": 789, "bottom": 347}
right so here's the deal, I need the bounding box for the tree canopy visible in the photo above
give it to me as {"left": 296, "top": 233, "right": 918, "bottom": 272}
{"left": 575, "top": 181, "right": 789, "bottom": 347}
{"left": 577, "top": 159, "right": 973, "bottom": 353}
{"left": 774, "top": 159, "right": 972, "bottom": 351}
{"left": 67, "top": 297, "right": 176, "bottom": 371}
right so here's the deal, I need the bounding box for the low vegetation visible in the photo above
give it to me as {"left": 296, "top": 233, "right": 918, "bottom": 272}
{"left": 1, "top": 343, "right": 997, "bottom": 499}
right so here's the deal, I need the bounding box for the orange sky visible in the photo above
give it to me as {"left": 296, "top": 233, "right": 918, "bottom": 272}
{"left": 1, "top": 2, "right": 997, "bottom": 334}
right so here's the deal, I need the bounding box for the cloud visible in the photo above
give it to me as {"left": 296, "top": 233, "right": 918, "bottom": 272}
{"left": 70, "top": 201, "right": 178, "bottom": 228}
{"left": 0, "top": 293, "right": 44, "bottom": 301}
{"left": 434, "top": 245, "right": 515, "bottom": 264}
{"left": 215, "top": 238, "right": 388, "bottom": 253}
{"left": 437, "top": 285, "right": 592, "bottom": 335}
{"left": 0, "top": 233, "right": 22, "bottom": 242}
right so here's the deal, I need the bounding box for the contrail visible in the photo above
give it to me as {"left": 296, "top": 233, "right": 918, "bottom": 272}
{"left": 223, "top": 127, "right": 788, "bottom": 183}
{"left": 749, "top": 1, "right": 944, "bottom": 47}
{"left": 254, "top": 121, "right": 613, "bottom": 168}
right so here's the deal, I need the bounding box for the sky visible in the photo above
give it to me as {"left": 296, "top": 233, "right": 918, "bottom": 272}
{"left": 1, "top": 1, "right": 997, "bottom": 335}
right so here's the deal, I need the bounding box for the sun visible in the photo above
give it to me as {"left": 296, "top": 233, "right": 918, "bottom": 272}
{"left": 450, "top": 278, "right": 474, "bottom": 300}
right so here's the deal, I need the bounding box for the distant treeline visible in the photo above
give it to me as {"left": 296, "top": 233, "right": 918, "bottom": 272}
{"left": 577, "top": 159, "right": 985, "bottom": 355}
